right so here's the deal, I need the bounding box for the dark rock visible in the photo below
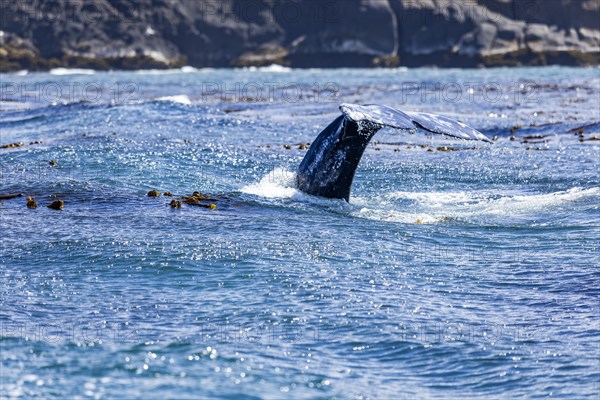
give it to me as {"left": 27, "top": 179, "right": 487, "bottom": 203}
{"left": 0, "top": 0, "right": 597, "bottom": 71}
{"left": 234, "top": 45, "right": 289, "bottom": 67}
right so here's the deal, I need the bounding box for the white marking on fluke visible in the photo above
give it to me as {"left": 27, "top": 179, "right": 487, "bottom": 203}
{"left": 340, "top": 103, "right": 491, "bottom": 142}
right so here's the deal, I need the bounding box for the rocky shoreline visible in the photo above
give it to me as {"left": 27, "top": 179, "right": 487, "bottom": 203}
{"left": 1, "top": 0, "right": 598, "bottom": 72}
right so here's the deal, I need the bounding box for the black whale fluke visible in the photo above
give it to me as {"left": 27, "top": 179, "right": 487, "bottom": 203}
{"left": 296, "top": 104, "right": 492, "bottom": 201}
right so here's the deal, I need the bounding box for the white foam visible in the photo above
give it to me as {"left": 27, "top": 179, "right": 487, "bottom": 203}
{"left": 242, "top": 169, "right": 599, "bottom": 225}
{"left": 387, "top": 190, "right": 485, "bottom": 206}
{"left": 155, "top": 95, "right": 192, "bottom": 105}
{"left": 244, "top": 64, "right": 292, "bottom": 73}
{"left": 0, "top": 100, "right": 31, "bottom": 111}
{"left": 241, "top": 168, "right": 298, "bottom": 198}
{"left": 378, "top": 187, "right": 600, "bottom": 223}
{"left": 134, "top": 66, "right": 200, "bottom": 75}
{"left": 392, "top": 187, "right": 598, "bottom": 212}
{"left": 135, "top": 69, "right": 171, "bottom": 75}
{"left": 180, "top": 66, "right": 198, "bottom": 73}
{"left": 353, "top": 207, "right": 443, "bottom": 224}
{"left": 49, "top": 68, "right": 96, "bottom": 75}
{"left": 475, "top": 187, "right": 600, "bottom": 216}
{"left": 380, "top": 66, "right": 409, "bottom": 73}
{"left": 241, "top": 169, "right": 351, "bottom": 210}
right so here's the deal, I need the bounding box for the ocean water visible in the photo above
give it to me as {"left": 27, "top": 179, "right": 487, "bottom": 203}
{"left": 0, "top": 66, "right": 599, "bottom": 399}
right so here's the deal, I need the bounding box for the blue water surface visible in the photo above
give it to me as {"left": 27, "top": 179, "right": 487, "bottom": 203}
{"left": 1, "top": 66, "right": 599, "bottom": 399}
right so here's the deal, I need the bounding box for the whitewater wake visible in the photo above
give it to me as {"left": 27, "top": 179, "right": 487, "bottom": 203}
{"left": 243, "top": 170, "right": 599, "bottom": 224}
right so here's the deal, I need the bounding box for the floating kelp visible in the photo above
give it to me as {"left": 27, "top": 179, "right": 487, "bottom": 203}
{"left": 523, "top": 134, "right": 550, "bottom": 140}
{"left": 0, "top": 142, "right": 24, "bottom": 149}
{"left": 48, "top": 200, "right": 64, "bottom": 210}
{"left": 183, "top": 192, "right": 218, "bottom": 202}
{"left": 436, "top": 146, "right": 458, "bottom": 151}
{"left": 0, "top": 193, "right": 23, "bottom": 200}
{"left": 581, "top": 136, "right": 600, "bottom": 141}
{"left": 26, "top": 196, "right": 37, "bottom": 209}
{"left": 184, "top": 196, "right": 201, "bottom": 206}
{"left": 180, "top": 191, "right": 223, "bottom": 210}
{"left": 510, "top": 125, "right": 522, "bottom": 134}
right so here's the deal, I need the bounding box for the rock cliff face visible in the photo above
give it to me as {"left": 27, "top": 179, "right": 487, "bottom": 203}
{"left": 391, "top": 0, "right": 600, "bottom": 66}
{"left": 0, "top": 0, "right": 598, "bottom": 71}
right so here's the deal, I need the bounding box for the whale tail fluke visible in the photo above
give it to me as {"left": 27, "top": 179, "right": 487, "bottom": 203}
{"left": 296, "top": 104, "right": 492, "bottom": 201}
{"left": 339, "top": 103, "right": 492, "bottom": 143}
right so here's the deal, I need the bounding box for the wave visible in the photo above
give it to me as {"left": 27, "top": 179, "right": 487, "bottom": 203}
{"left": 379, "top": 67, "right": 409, "bottom": 73}
{"left": 241, "top": 168, "right": 350, "bottom": 209}
{"left": 385, "top": 187, "right": 599, "bottom": 214}
{"left": 49, "top": 68, "right": 96, "bottom": 75}
{"left": 356, "top": 187, "right": 600, "bottom": 224}
{"left": 0, "top": 100, "right": 31, "bottom": 112}
{"left": 134, "top": 66, "right": 202, "bottom": 75}
{"left": 155, "top": 95, "right": 192, "bottom": 105}
{"left": 242, "top": 64, "right": 292, "bottom": 73}
{"left": 243, "top": 169, "right": 599, "bottom": 224}
{"left": 352, "top": 208, "right": 446, "bottom": 224}
{"left": 241, "top": 168, "right": 297, "bottom": 198}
